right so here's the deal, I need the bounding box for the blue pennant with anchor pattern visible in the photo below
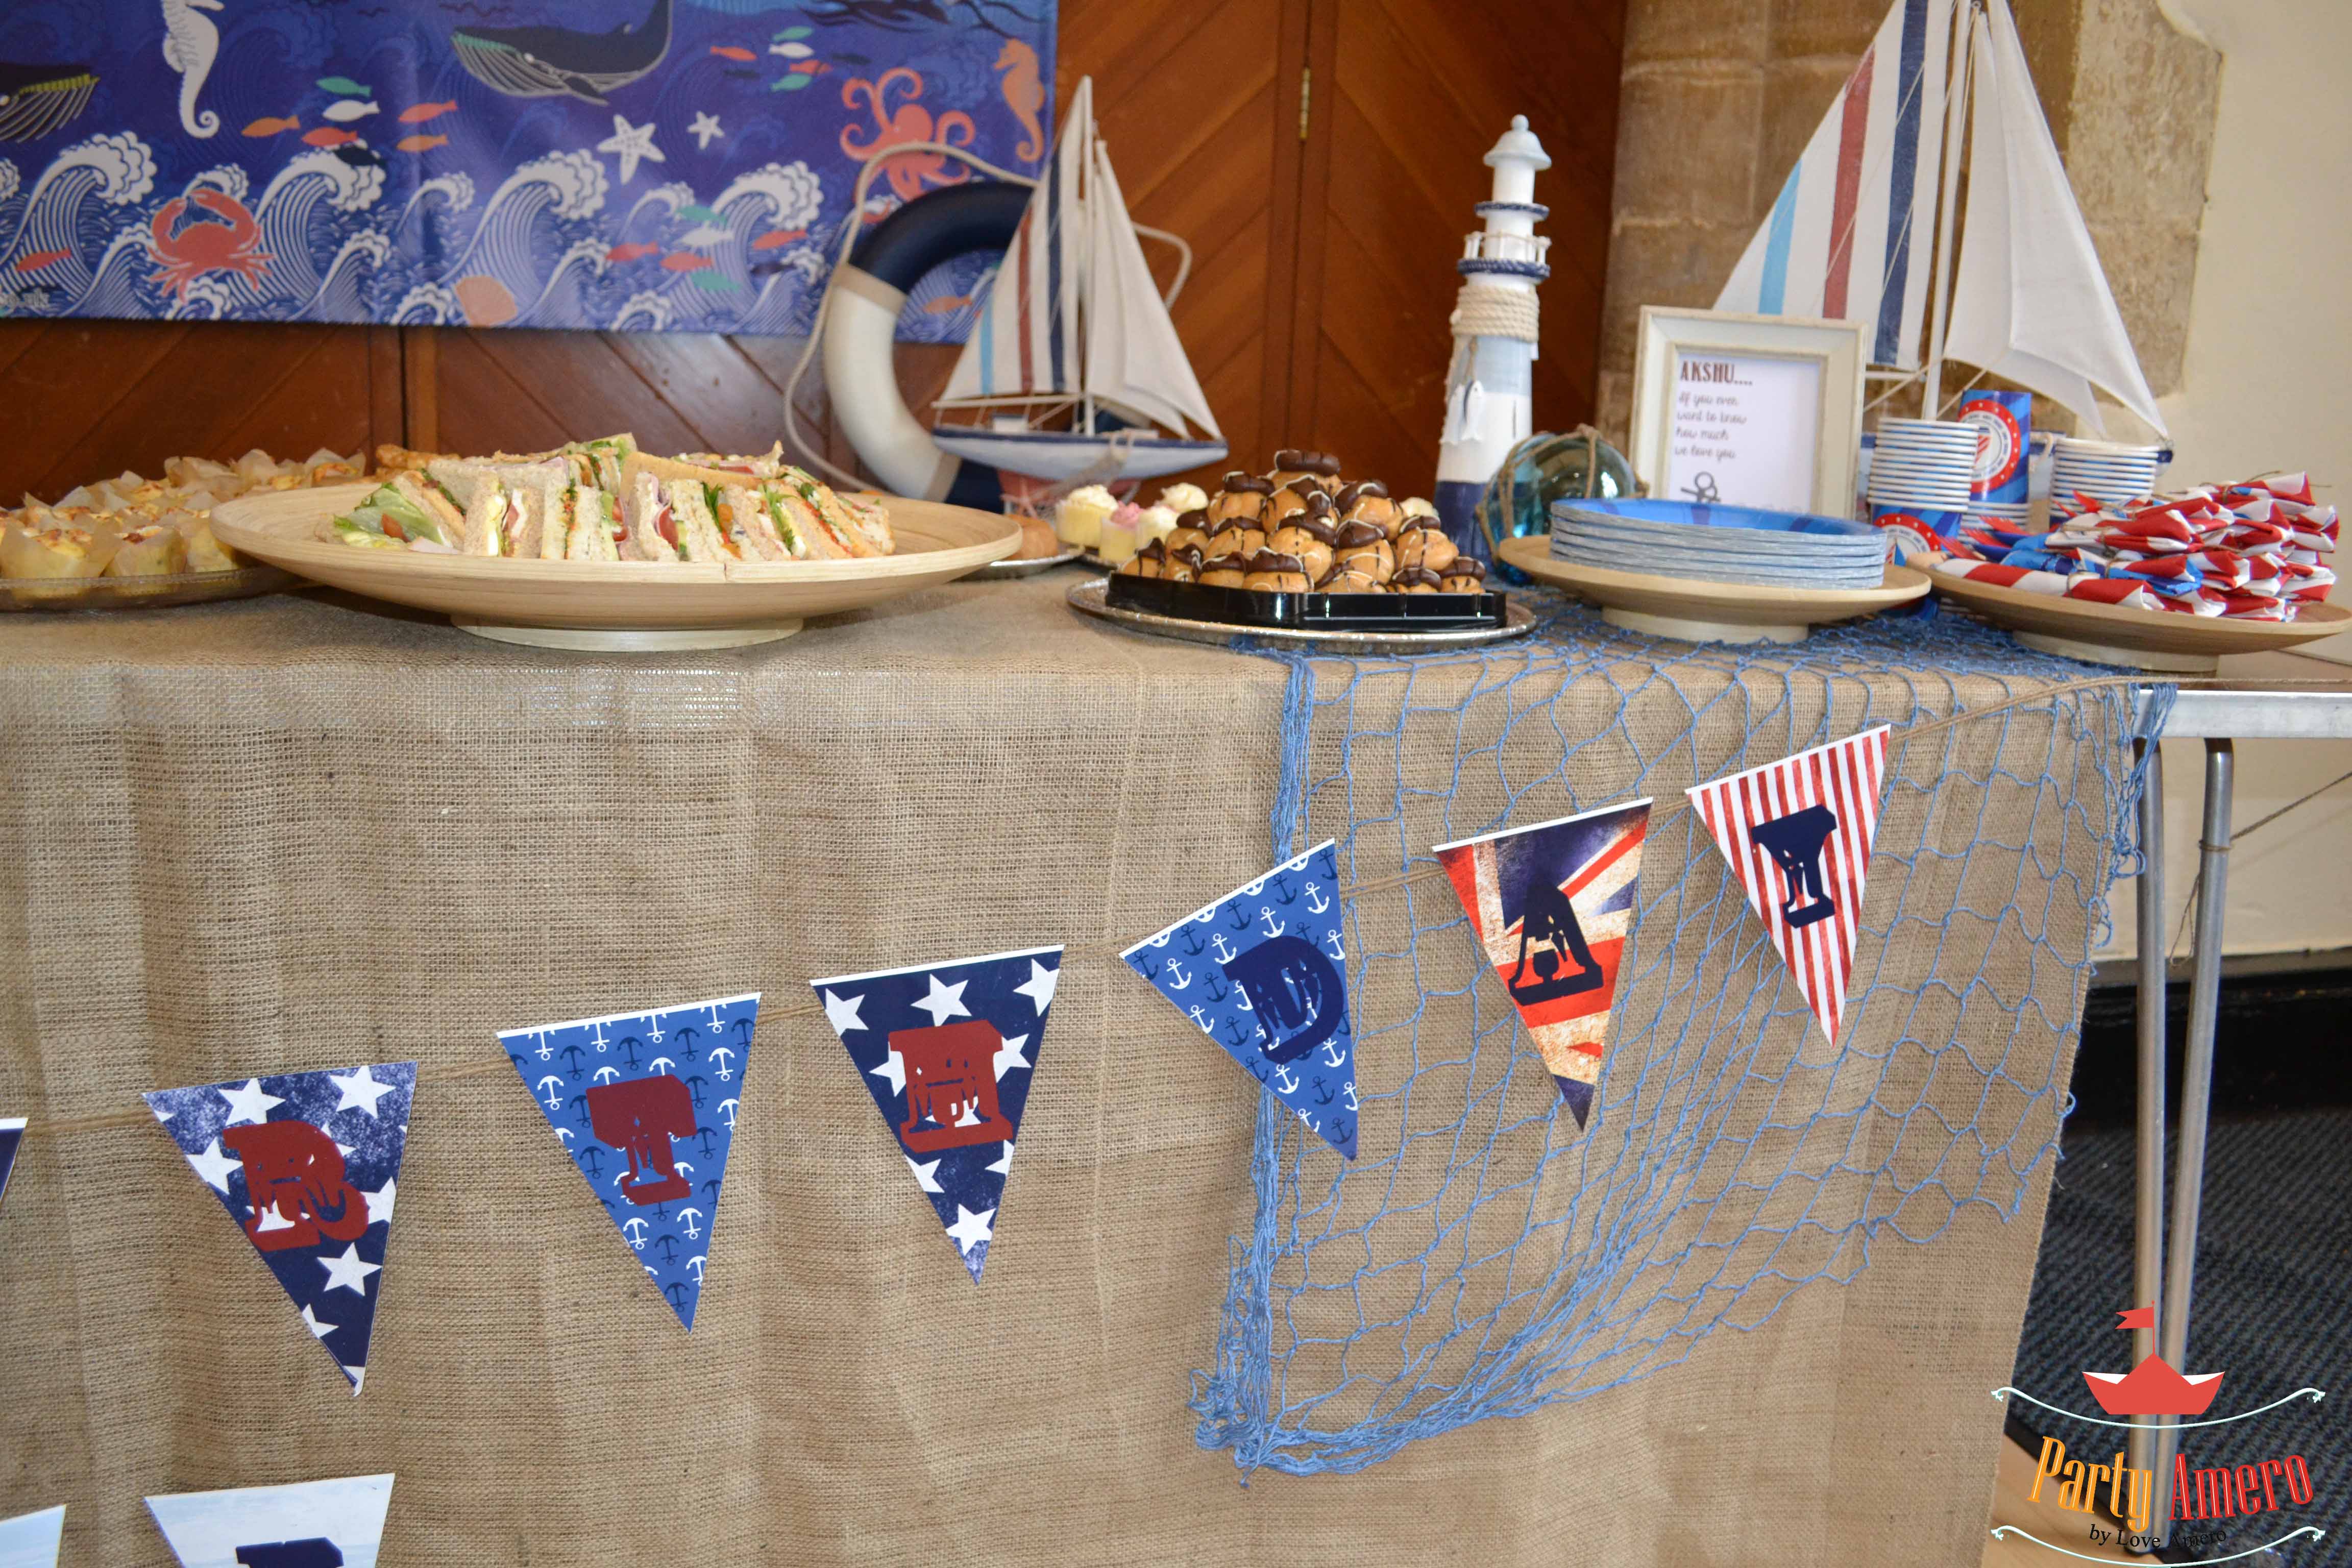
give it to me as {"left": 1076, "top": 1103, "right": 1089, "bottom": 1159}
{"left": 497, "top": 993, "right": 757, "bottom": 1330}
{"left": 1122, "top": 841, "right": 1358, "bottom": 1159}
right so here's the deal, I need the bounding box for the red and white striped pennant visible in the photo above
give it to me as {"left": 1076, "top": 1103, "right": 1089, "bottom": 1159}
{"left": 1686, "top": 727, "right": 1891, "bottom": 1045}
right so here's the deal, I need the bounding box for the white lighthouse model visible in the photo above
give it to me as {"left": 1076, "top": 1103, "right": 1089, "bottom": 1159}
{"left": 1434, "top": 116, "right": 1552, "bottom": 562}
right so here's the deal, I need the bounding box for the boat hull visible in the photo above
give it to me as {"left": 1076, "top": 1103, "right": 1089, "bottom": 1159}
{"left": 930, "top": 427, "right": 1227, "bottom": 483}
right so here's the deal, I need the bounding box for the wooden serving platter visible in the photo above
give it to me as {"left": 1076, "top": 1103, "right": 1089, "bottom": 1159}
{"left": 1928, "top": 569, "right": 2351, "bottom": 671}
{"left": 1498, "top": 535, "right": 1928, "bottom": 644}
{"left": 212, "top": 482, "right": 1021, "bottom": 649}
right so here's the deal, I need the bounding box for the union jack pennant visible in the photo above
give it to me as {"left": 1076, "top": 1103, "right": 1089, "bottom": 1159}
{"left": 1432, "top": 801, "right": 1651, "bottom": 1128}
{"left": 1687, "top": 727, "right": 1892, "bottom": 1045}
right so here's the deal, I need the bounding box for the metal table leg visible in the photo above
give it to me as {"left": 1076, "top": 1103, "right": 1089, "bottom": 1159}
{"left": 2129, "top": 739, "right": 2165, "bottom": 1490}
{"left": 2152, "top": 738, "right": 2233, "bottom": 1550}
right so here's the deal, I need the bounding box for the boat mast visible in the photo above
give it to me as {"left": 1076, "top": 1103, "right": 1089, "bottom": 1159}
{"left": 1920, "top": 0, "right": 1978, "bottom": 417}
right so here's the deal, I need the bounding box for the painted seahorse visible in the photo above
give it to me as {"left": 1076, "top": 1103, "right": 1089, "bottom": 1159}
{"left": 994, "top": 39, "right": 1045, "bottom": 164}
{"left": 160, "top": 0, "right": 224, "bottom": 138}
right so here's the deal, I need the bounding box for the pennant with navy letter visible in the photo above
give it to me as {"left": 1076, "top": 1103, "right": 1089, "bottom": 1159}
{"left": 0, "top": 1116, "right": 22, "bottom": 1218}
{"left": 812, "top": 947, "right": 1059, "bottom": 1283}
{"left": 1432, "top": 800, "right": 1652, "bottom": 1128}
{"left": 498, "top": 994, "right": 756, "bottom": 1329}
{"left": 0, "top": 1505, "right": 64, "bottom": 1568}
{"left": 1687, "top": 726, "right": 1891, "bottom": 1045}
{"left": 146, "top": 1473, "right": 393, "bottom": 1568}
{"left": 1123, "top": 841, "right": 1359, "bottom": 1158}
{"left": 144, "top": 1064, "right": 415, "bottom": 1395}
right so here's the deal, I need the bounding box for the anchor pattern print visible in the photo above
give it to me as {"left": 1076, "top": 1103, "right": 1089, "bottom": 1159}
{"left": 144, "top": 1063, "right": 416, "bottom": 1394}
{"left": 498, "top": 994, "right": 759, "bottom": 1330}
{"left": 812, "top": 947, "right": 1060, "bottom": 1284}
{"left": 1122, "top": 841, "right": 1360, "bottom": 1160}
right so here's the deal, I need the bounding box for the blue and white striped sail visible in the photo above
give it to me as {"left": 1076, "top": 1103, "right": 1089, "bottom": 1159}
{"left": 940, "top": 78, "right": 1090, "bottom": 406}
{"left": 1714, "top": 0, "right": 1954, "bottom": 369}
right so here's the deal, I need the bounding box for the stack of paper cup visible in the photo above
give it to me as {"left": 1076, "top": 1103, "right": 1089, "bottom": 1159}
{"left": 1867, "top": 418, "right": 1978, "bottom": 559}
{"left": 2049, "top": 437, "right": 2167, "bottom": 517}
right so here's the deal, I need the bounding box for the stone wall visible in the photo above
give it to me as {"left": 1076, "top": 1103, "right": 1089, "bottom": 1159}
{"left": 1596, "top": 0, "right": 2219, "bottom": 443}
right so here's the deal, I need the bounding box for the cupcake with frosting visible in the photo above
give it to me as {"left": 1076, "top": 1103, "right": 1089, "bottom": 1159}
{"left": 1055, "top": 484, "right": 1118, "bottom": 550}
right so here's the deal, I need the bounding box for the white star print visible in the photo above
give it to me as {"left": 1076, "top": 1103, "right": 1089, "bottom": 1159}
{"left": 344, "top": 1365, "right": 366, "bottom": 1394}
{"left": 317, "top": 1243, "right": 381, "bottom": 1296}
{"left": 912, "top": 974, "right": 970, "bottom": 1028}
{"left": 905, "top": 1155, "right": 943, "bottom": 1193}
{"left": 943, "top": 1203, "right": 996, "bottom": 1256}
{"left": 184, "top": 1136, "right": 241, "bottom": 1194}
{"left": 362, "top": 1177, "right": 396, "bottom": 1227}
{"left": 822, "top": 989, "right": 867, "bottom": 1036}
{"left": 992, "top": 1032, "right": 1031, "bottom": 1082}
{"left": 688, "top": 110, "right": 724, "bottom": 151}
{"left": 334, "top": 1141, "right": 356, "bottom": 1161}
{"left": 217, "top": 1078, "right": 283, "bottom": 1126}
{"left": 329, "top": 1064, "right": 395, "bottom": 1119}
{"left": 1013, "top": 960, "right": 1060, "bottom": 1014}
{"left": 869, "top": 1049, "right": 906, "bottom": 1097}
{"left": 597, "top": 113, "right": 665, "bottom": 184}
{"left": 986, "top": 1141, "right": 1014, "bottom": 1175}
{"left": 300, "top": 1303, "right": 335, "bottom": 1340}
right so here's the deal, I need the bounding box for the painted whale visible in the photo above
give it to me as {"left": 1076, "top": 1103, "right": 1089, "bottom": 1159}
{"left": 0, "top": 60, "right": 99, "bottom": 143}
{"left": 449, "top": 0, "right": 673, "bottom": 106}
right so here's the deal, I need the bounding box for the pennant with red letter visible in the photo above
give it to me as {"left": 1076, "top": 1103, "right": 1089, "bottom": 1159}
{"left": 1687, "top": 726, "right": 1891, "bottom": 1044}
{"left": 1432, "top": 800, "right": 1651, "bottom": 1128}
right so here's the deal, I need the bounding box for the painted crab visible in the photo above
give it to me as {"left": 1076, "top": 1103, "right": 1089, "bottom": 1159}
{"left": 149, "top": 186, "right": 273, "bottom": 300}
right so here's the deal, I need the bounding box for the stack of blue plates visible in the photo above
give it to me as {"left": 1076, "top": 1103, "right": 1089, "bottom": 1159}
{"left": 1550, "top": 498, "right": 1886, "bottom": 589}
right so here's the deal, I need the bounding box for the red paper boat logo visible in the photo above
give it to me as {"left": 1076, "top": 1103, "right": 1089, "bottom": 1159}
{"left": 2082, "top": 1305, "right": 2225, "bottom": 1417}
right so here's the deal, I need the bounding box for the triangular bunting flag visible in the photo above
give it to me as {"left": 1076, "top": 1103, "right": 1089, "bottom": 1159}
{"left": 146, "top": 1473, "right": 393, "bottom": 1567}
{"left": 0, "top": 1116, "right": 22, "bottom": 1218}
{"left": 812, "top": 947, "right": 1059, "bottom": 1284}
{"left": 0, "top": 1505, "right": 64, "bottom": 1568}
{"left": 1432, "top": 799, "right": 1652, "bottom": 1128}
{"left": 144, "top": 1064, "right": 416, "bottom": 1395}
{"left": 1687, "top": 726, "right": 1892, "bottom": 1045}
{"left": 499, "top": 994, "right": 757, "bottom": 1329}
{"left": 1123, "top": 841, "right": 1359, "bottom": 1159}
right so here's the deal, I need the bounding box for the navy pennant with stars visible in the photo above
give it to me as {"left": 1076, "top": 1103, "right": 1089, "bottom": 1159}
{"left": 498, "top": 994, "right": 757, "bottom": 1331}
{"left": 144, "top": 1063, "right": 415, "bottom": 1395}
{"left": 812, "top": 946, "right": 1060, "bottom": 1284}
{"left": 0, "top": 1115, "right": 22, "bottom": 1220}
{"left": 1123, "top": 841, "right": 1360, "bottom": 1159}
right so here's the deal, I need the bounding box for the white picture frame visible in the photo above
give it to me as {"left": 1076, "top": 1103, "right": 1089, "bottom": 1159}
{"left": 1628, "top": 307, "right": 1867, "bottom": 518}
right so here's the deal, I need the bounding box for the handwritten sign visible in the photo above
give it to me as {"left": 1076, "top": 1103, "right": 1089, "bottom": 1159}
{"left": 1665, "top": 354, "right": 1824, "bottom": 513}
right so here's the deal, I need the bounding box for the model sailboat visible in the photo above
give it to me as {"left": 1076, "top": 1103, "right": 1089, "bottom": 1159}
{"left": 1714, "top": 0, "right": 2165, "bottom": 436}
{"left": 930, "top": 78, "right": 1229, "bottom": 483}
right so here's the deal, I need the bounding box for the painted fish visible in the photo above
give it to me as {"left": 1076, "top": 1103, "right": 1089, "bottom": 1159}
{"left": 335, "top": 144, "right": 386, "bottom": 169}
{"left": 13, "top": 250, "right": 69, "bottom": 273}
{"left": 317, "top": 76, "right": 370, "bottom": 97}
{"left": 677, "top": 224, "right": 732, "bottom": 247}
{"left": 709, "top": 45, "right": 755, "bottom": 62}
{"left": 302, "top": 126, "right": 359, "bottom": 148}
{"left": 678, "top": 203, "right": 721, "bottom": 223}
{"left": 690, "top": 272, "right": 742, "bottom": 294}
{"left": 922, "top": 294, "right": 973, "bottom": 314}
{"left": 322, "top": 99, "right": 377, "bottom": 123}
{"left": 396, "top": 133, "right": 448, "bottom": 153}
{"left": 399, "top": 101, "right": 457, "bottom": 124}
{"left": 772, "top": 74, "right": 812, "bottom": 92}
{"left": 769, "top": 41, "right": 811, "bottom": 59}
{"left": 659, "top": 252, "right": 713, "bottom": 273}
{"left": 787, "top": 60, "right": 825, "bottom": 74}
{"left": 606, "top": 242, "right": 661, "bottom": 262}
{"left": 749, "top": 228, "right": 804, "bottom": 250}
{"left": 449, "top": 0, "right": 673, "bottom": 107}
{"left": 772, "top": 26, "right": 811, "bottom": 40}
{"left": 241, "top": 115, "right": 300, "bottom": 136}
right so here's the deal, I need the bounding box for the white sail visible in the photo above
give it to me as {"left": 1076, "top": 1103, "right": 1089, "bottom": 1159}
{"left": 1080, "top": 139, "right": 1222, "bottom": 441}
{"left": 940, "top": 78, "right": 1090, "bottom": 406}
{"left": 1942, "top": 0, "right": 2166, "bottom": 435}
{"left": 1713, "top": 0, "right": 1953, "bottom": 368}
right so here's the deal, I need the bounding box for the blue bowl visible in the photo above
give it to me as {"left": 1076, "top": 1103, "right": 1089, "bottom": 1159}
{"left": 1551, "top": 497, "right": 1874, "bottom": 540}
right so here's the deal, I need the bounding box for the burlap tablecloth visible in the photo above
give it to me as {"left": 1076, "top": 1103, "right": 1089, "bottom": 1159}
{"left": 0, "top": 577, "right": 2109, "bottom": 1565}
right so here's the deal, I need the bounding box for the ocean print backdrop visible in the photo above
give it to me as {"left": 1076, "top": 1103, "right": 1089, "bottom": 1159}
{"left": 0, "top": 0, "right": 1054, "bottom": 337}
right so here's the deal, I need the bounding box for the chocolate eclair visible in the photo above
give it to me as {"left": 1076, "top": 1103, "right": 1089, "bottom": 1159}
{"left": 1392, "top": 565, "right": 1444, "bottom": 593}
{"left": 1123, "top": 537, "right": 1168, "bottom": 578}
{"left": 1393, "top": 518, "right": 1458, "bottom": 574}
{"left": 1437, "top": 555, "right": 1489, "bottom": 594}
{"left": 1268, "top": 513, "right": 1337, "bottom": 582}
{"left": 1269, "top": 449, "right": 1344, "bottom": 484}
{"left": 1331, "top": 518, "right": 1394, "bottom": 582}
{"left": 1163, "top": 543, "right": 1204, "bottom": 583}
{"left": 1243, "top": 549, "right": 1313, "bottom": 594}
{"left": 1198, "top": 551, "right": 1249, "bottom": 588}
{"left": 1164, "top": 508, "right": 1213, "bottom": 557}
{"left": 1209, "top": 474, "right": 1272, "bottom": 524}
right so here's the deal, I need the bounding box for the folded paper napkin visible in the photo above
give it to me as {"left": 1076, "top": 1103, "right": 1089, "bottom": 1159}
{"left": 1934, "top": 473, "right": 2334, "bottom": 621}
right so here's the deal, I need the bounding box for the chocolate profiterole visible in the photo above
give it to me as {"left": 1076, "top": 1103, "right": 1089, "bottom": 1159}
{"left": 1437, "top": 555, "right": 1489, "bottom": 594}
{"left": 1198, "top": 551, "right": 1249, "bottom": 588}
{"left": 1315, "top": 559, "right": 1385, "bottom": 594}
{"left": 1243, "top": 549, "right": 1313, "bottom": 593}
{"left": 1162, "top": 543, "right": 1204, "bottom": 583}
{"left": 1164, "top": 508, "right": 1213, "bottom": 557}
{"left": 1333, "top": 479, "right": 1399, "bottom": 535}
{"left": 1268, "top": 512, "right": 1337, "bottom": 581}
{"left": 1206, "top": 516, "right": 1266, "bottom": 560}
{"left": 1393, "top": 516, "right": 1458, "bottom": 574}
{"left": 1208, "top": 474, "right": 1272, "bottom": 524}
{"left": 1330, "top": 518, "right": 1394, "bottom": 582}
{"left": 1392, "top": 565, "right": 1444, "bottom": 593}
{"left": 1268, "top": 449, "right": 1344, "bottom": 485}
{"left": 1122, "top": 537, "right": 1168, "bottom": 578}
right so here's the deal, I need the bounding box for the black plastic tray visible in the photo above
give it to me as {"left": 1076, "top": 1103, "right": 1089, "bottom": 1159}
{"left": 1104, "top": 572, "right": 1506, "bottom": 632}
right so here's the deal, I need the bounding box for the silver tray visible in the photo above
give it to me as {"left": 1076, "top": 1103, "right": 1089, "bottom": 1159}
{"left": 0, "top": 564, "right": 299, "bottom": 612}
{"left": 1067, "top": 578, "right": 1538, "bottom": 654}
{"left": 971, "top": 546, "right": 1085, "bottom": 578}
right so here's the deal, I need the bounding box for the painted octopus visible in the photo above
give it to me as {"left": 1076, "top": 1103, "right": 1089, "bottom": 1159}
{"left": 150, "top": 186, "right": 272, "bottom": 300}
{"left": 839, "top": 68, "right": 974, "bottom": 204}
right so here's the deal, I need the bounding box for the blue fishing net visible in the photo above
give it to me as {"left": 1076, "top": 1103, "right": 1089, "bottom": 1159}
{"left": 1192, "top": 593, "right": 2168, "bottom": 1476}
